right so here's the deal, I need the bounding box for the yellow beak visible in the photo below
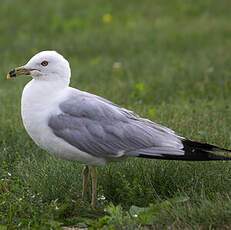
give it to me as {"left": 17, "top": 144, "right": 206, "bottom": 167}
{"left": 6, "top": 66, "right": 31, "bottom": 79}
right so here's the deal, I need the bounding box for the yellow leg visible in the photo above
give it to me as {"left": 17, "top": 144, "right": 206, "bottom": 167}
{"left": 90, "top": 166, "right": 97, "bottom": 209}
{"left": 82, "top": 165, "right": 89, "bottom": 200}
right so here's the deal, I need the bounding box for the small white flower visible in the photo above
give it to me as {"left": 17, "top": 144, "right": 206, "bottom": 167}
{"left": 98, "top": 195, "right": 106, "bottom": 201}
{"left": 207, "top": 67, "right": 214, "bottom": 73}
{"left": 112, "top": 62, "right": 122, "bottom": 70}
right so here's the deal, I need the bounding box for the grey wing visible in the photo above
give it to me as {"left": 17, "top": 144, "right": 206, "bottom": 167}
{"left": 48, "top": 91, "right": 184, "bottom": 159}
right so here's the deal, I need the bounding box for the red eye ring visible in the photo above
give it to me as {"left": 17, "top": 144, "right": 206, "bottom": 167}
{"left": 41, "top": 61, "right": 48, "bottom": 66}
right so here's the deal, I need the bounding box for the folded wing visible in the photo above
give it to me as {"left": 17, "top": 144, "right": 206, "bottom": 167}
{"left": 48, "top": 90, "right": 184, "bottom": 160}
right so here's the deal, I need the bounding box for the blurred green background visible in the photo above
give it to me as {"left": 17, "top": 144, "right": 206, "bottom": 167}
{"left": 0, "top": 0, "right": 231, "bottom": 228}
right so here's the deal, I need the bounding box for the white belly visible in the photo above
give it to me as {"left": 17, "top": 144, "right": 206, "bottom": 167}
{"left": 21, "top": 80, "right": 106, "bottom": 166}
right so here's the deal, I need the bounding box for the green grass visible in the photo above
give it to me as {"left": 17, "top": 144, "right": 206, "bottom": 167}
{"left": 0, "top": 0, "right": 231, "bottom": 228}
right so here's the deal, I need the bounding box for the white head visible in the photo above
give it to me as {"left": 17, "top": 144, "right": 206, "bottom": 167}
{"left": 7, "top": 50, "right": 71, "bottom": 86}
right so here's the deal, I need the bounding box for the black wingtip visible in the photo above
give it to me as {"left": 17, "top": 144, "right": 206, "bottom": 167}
{"left": 181, "top": 139, "right": 231, "bottom": 161}
{"left": 138, "top": 140, "right": 231, "bottom": 161}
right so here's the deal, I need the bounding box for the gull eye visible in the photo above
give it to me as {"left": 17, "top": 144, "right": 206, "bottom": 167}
{"left": 41, "top": 61, "right": 48, "bottom": 66}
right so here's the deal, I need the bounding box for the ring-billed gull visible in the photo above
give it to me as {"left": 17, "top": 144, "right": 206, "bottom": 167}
{"left": 7, "top": 51, "right": 231, "bottom": 208}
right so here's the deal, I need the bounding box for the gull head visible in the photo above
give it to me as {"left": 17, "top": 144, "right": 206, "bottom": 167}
{"left": 7, "top": 51, "right": 71, "bottom": 85}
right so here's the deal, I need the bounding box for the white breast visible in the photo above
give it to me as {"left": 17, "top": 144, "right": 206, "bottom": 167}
{"left": 21, "top": 80, "right": 106, "bottom": 166}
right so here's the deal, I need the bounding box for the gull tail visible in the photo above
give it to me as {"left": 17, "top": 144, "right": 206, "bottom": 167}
{"left": 137, "top": 139, "right": 231, "bottom": 161}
